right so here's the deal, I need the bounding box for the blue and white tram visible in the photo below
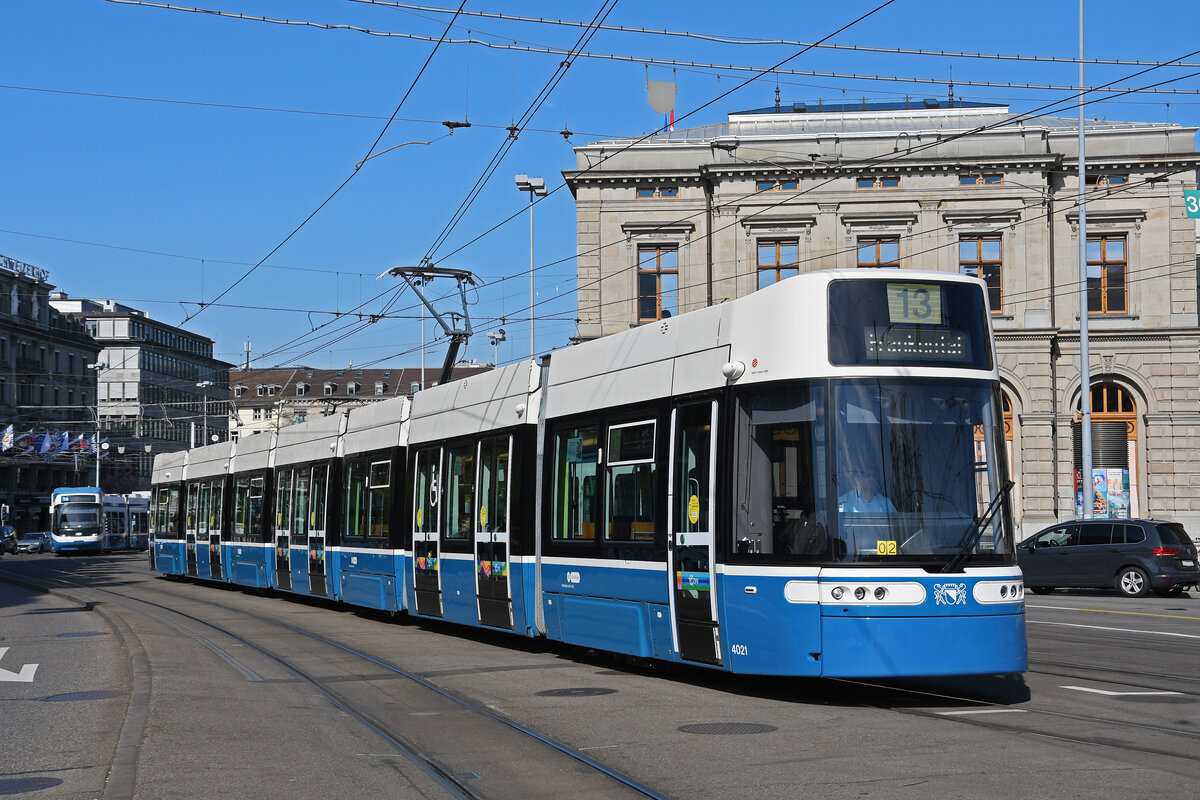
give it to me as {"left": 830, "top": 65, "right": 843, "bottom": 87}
{"left": 50, "top": 487, "right": 151, "bottom": 554}
{"left": 50, "top": 487, "right": 105, "bottom": 554}
{"left": 149, "top": 270, "right": 1026, "bottom": 678}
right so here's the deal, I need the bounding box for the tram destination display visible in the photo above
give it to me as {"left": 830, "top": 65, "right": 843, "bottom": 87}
{"left": 828, "top": 279, "right": 993, "bottom": 369}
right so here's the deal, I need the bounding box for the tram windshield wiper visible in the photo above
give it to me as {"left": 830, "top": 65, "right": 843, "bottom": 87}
{"left": 942, "top": 480, "right": 1014, "bottom": 574}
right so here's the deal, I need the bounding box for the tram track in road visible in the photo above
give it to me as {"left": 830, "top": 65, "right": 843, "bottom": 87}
{"left": 3, "top": 562, "right": 668, "bottom": 800}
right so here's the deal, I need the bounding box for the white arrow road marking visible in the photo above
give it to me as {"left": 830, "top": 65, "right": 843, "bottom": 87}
{"left": 0, "top": 646, "right": 38, "bottom": 682}
{"left": 1061, "top": 685, "right": 1181, "bottom": 697}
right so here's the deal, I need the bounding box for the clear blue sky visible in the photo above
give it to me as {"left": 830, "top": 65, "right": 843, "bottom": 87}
{"left": 2, "top": 1, "right": 1197, "bottom": 370}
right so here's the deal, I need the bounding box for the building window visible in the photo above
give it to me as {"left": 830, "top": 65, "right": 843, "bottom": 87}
{"left": 324, "top": 383, "right": 335, "bottom": 395}
{"left": 1085, "top": 174, "right": 1128, "bottom": 188}
{"left": 1087, "top": 235, "right": 1127, "bottom": 314}
{"left": 757, "top": 239, "right": 799, "bottom": 290}
{"left": 635, "top": 186, "right": 678, "bottom": 199}
{"left": 256, "top": 385, "right": 265, "bottom": 397}
{"left": 347, "top": 382, "right": 359, "bottom": 396}
{"left": 637, "top": 245, "right": 679, "bottom": 322}
{"left": 756, "top": 179, "right": 798, "bottom": 192}
{"left": 252, "top": 408, "right": 263, "bottom": 421}
{"left": 375, "top": 382, "right": 386, "bottom": 395}
{"left": 856, "top": 176, "right": 900, "bottom": 189}
{"left": 959, "top": 235, "right": 1003, "bottom": 311}
{"left": 856, "top": 237, "right": 900, "bottom": 267}
{"left": 960, "top": 174, "right": 1003, "bottom": 186}
{"left": 296, "top": 384, "right": 308, "bottom": 397}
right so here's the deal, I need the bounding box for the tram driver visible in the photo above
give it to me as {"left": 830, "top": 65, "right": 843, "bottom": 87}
{"left": 838, "top": 469, "right": 897, "bottom": 514}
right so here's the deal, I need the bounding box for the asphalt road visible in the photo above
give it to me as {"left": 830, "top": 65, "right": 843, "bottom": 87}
{"left": 1, "top": 551, "right": 1197, "bottom": 800}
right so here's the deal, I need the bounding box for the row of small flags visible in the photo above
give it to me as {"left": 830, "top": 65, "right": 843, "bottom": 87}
{"left": 0, "top": 424, "right": 108, "bottom": 460}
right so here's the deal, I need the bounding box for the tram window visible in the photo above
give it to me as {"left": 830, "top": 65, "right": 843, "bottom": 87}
{"left": 734, "top": 384, "right": 829, "bottom": 560}
{"left": 479, "top": 437, "right": 509, "bottom": 534}
{"left": 293, "top": 469, "right": 310, "bottom": 537}
{"left": 276, "top": 469, "right": 293, "bottom": 533}
{"left": 345, "top": 461, "right": 367, "bottom": 538}
{"left": 553, "top": 425, "right": 599, "bottom": 540}
{"left": 369, "top": 460, "right": 391, "bottom": 538}
{"left": 310, "top": 465, "right": 327, "bottom": 532}
{"left": 445, "top": 445, "right": 475, "bottom": 541}
{"left": 606, "top": 421, "right": 656, "bottom": 541}
{"left": 210, "top": 480, "right": 223, "bottom": 533}
{"left": 186, "top": 485, "right": 199, "bottom": 532}
{"left": 413, "top": 449, "right": 439, "bottom": 536}
{"left": 233, "top": 476, "right": 263, "bottom": 540}
{"left": 155, "top": 487, "right": 180, "bottom": 539}
{"left": 197, "top": 482, "right": 210, "bottom": 535}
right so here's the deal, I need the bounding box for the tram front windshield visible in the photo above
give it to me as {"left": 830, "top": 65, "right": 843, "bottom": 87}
{"left": 733, "top": 378, "right": 1014, "bottom": 567}
{"left": 55, "top": 504, "right": 102, "bottom": 535}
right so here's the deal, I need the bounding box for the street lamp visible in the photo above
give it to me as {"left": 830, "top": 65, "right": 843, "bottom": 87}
{"left": 87, "top": 362, "right": 108, "bottom": 487}
{"left": 515, "top": 175, "right": 547, "bottom": 360}
{"left": 196, "top": 380, "right": 213, "bottom": 447}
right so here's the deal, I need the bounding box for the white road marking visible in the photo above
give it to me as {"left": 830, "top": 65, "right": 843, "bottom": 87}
{"left": 0, "top": 646, "right": 38, "bottom": 682}
{"left": 1029, "top": 620, "right": 1200, "bottom": 640}
{"left": 935, "top": 709, "right": 1028, "bottom": 716}
{"left": 1061, "top": 685, "right": 1182, "bottom": 697}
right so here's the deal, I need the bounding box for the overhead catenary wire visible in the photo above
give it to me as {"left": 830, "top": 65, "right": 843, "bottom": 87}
{"left": 293, "top": 6, "right": 1198, "bottom": 368}
{"left": 350, "top": 0, "right": 1200, "bottom": 70}
{"left": 98, "top": 1, "right": 1200, "bottom": 96}
{"left": 177, "top": 1, "right": 468, "bottom": 327}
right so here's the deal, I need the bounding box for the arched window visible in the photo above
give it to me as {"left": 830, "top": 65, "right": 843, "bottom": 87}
{"left": 1074, "top": 382, "right": 1138, "bottom": 517}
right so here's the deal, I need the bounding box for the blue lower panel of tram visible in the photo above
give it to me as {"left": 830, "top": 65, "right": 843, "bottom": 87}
{"left": 335, "top": 550, "right": 400, "bottom": 612}
{"left": 540, "top": 562, "right": 673, "bottom": 658}
{"left": 227, "top": 544, "right": 271, "bottom": 588}
{"left": 153, "top": 540, "right": 186, "bottom": 574}
{"left": 821, "top": 613, "right": 1026, "bottom": 677}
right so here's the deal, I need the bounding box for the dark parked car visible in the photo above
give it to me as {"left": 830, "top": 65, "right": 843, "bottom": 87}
{"left": 1018, "top": 518, "right": 1200, "bottom": 598}
{"left": 16, "top": 531, "right": 49, "bottom": 554}
{"left": 0, "top": 526, "right": 16, "bottom": 555}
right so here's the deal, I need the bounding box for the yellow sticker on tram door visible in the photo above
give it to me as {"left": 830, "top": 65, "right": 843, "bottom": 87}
{"left": 688, "top": 495, "right": 700, "bottom": 525}
{"left": 877, "top": 540, "right": 898, "bottom": 556}
{"left": 479, "top": 505, "right": 488, "bottom": 528}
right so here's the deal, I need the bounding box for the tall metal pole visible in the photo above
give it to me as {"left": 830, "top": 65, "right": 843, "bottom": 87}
{"left": 1078, "top": 0, "right": 1093, "bottom": 519}
{"left": 95, "top": 403, "right": 101, "bottom": 488}
{"left": 529, "top": 189, "right": 535, "bottom": 361}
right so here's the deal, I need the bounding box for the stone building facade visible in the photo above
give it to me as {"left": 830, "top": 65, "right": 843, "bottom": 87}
{"left": 0, "top": 256, "right": 101, "bottom": 530}
{"left": 49, "top": 294, "right": 233, "bottom": 492}
{"left": 564, "top": 100, "right": 1200, "bottom": 536}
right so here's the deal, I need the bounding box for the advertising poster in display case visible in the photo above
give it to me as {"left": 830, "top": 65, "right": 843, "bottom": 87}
{"left": 1075, "top": 468, "right": 1131, "bottom": 518}
{"left": 1106, "top": 469, "right": 1130, "bottom": 518}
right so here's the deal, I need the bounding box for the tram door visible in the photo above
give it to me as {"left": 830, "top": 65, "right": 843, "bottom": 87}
{"left": 412, "top": 449, "right": 443, "bottom": 616}
{"left": 307, "top": 465, "right": 329, "bottom": 596}
{"left": 274, "top": 471, "right": 292, "bottom": 591}
{"left": 668, "top": 401, "right": 722, "bottom": 665}
{"left": 474, "top": 436, "right": 513, "bottom": 629}
{"left": 185, "top": 486, "right": 199, "bottom": 577}
{"left": 207, "top": 481, "right": 224, "bottom": 581}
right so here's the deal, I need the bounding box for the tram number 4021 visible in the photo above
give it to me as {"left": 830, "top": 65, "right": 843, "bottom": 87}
{"left": 730, "top": 644, "right": 749, "bottom": 656}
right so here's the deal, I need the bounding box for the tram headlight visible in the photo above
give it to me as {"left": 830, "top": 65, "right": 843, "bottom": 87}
{"left": 874, "top": 587, "right": 887, "bottom": 600}
{"left": 1000, "top": 585, "right": 1008, "bottom": 598}
{"left": 831, "top": 586, "right": 845, "bottom": 601}
{"left": 854, "top": 586, "right": 867, "bottom": 601}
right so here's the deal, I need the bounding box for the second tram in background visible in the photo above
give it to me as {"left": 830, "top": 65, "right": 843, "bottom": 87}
{"left": 50, "top": 487, "right": 150, "bottom": 554}
{"left": 149, "top": 270, "right": 1027, "bottom": 678}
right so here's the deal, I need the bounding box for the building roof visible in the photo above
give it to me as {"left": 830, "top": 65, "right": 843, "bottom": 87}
{"left": 581, "top": 99, "right": 1188, "bottom": 147}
